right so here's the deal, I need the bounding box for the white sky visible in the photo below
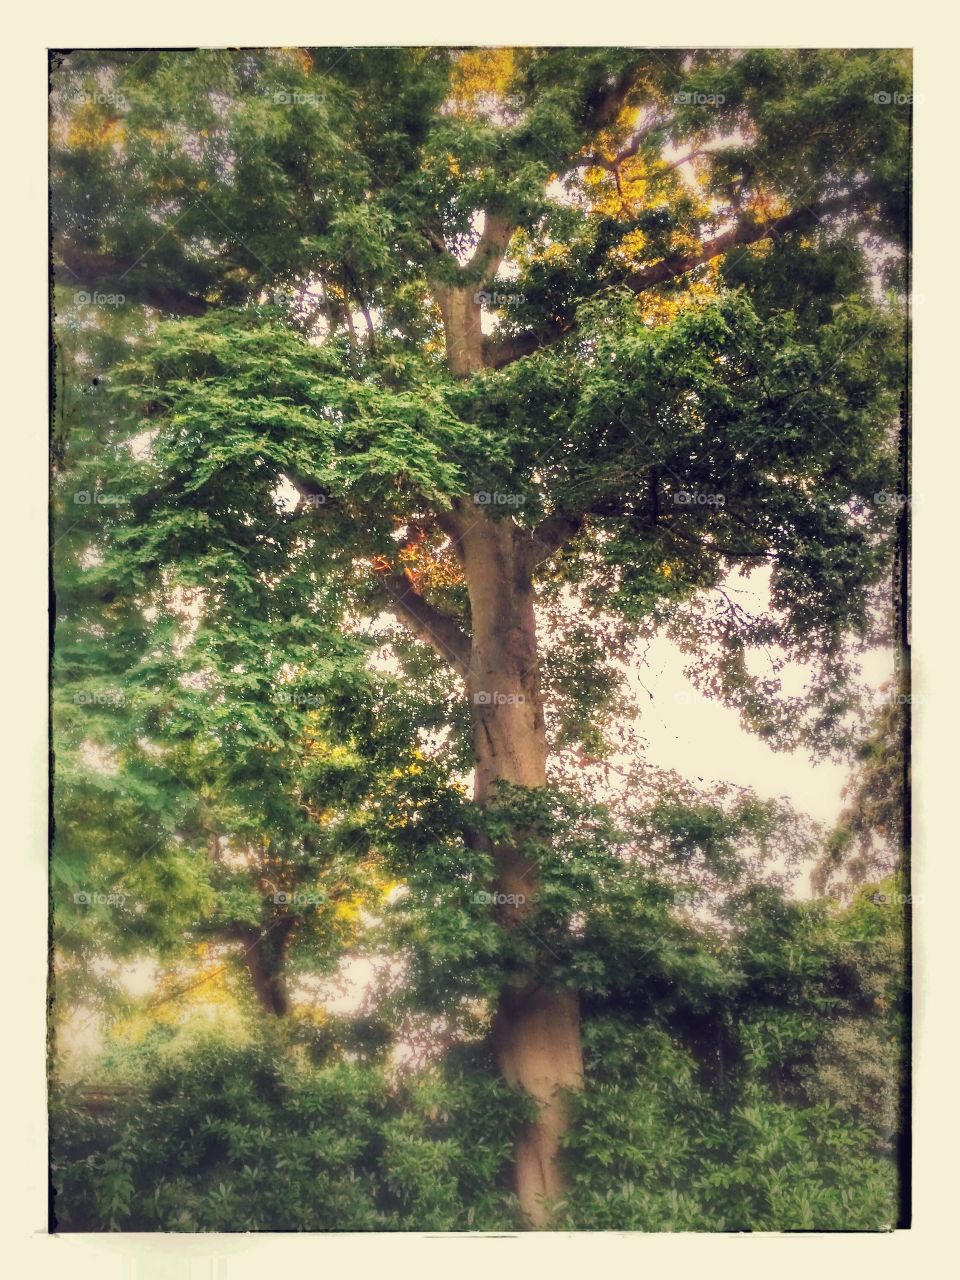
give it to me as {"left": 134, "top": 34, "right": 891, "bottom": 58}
{"left": 625, "top": 628, "right": 892, "bottom": 827}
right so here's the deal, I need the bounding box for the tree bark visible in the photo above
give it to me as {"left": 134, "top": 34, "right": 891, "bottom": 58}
{"left": 243, "top": 924, "right": 292, "bottom": 1017}
{"left": 435, "top": 283, "right": 485, "bottom": 377}
{"left": 490, "top": 985, "right": 583, "bottom": 1228}
{"left": 458, "top": 512, "right": 584, "bottom": 1228}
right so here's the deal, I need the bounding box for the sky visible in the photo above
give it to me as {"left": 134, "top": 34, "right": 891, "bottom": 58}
{"left": 626, "top": 623, "right": 893, "bottom": 831}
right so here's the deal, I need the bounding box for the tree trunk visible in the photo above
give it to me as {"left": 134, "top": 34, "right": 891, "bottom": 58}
{"left": 435, "top": 283, "right": 485, "bottom": 377}
{"left": 491, "top": 986, "right": 583, "bottom": 1228}
{"left": 459, "top": 511, "right": 584, "bottom": 1228}
{"left": 243, "top": 924, "right": 292, "bottom": 1017}
{"left": 433, "top": 259, "right": 584, "bottom": 1225}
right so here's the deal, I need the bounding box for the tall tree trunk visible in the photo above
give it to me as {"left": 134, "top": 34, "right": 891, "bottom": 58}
{"left": 459, "top": 512, "right": 584, "bottom": 1228}
{"left": 433, "top": 264, "right": 584, "bottom": 1225}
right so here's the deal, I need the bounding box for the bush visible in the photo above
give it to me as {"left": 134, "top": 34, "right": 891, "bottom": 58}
{"left": 50, "top": 1026, "right": 524, "bottom": 1232}
{"left": 557, "top": 1020, "right": 899, "bottom": 1231}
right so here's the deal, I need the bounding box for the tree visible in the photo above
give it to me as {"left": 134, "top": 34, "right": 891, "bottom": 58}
{"left": 813, "top": 693, "right": 908, "bottom": 898}
{"left": 52, "top": 312, "right": 440, "bottom": 1023}
{"left": 51, "top": 46, "right": 910, "bottom": 1226}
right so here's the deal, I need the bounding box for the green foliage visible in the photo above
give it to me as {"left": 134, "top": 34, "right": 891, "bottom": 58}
{"left": 51, "top": 1026, "right": 524, "bottom": 1232}
{"left": 556, "top": 877, "right": 905, "bottom": 1232}
{"left": 561, "top": 1049, "right": 897, "bottom": 1231}
{"left": 52, "top": 889, "right": 903, "bottom": 1235}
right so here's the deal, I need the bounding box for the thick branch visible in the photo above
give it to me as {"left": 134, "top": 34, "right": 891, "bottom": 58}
{"left": 430, "top": 211, "right": 517, "bottom": 377}
{"left": 467, "top": 210, "right": 515, "bottom": 280}
{"left": 621, "top": 190, "right": 866, "bottom": 294}
{"left": 525, "top": 512, "right": 587, "bottom": 568}
{"left": 374, "top": 567, "right": 472, "bottom": 680}
{"left": 484, "top": 185, "right": 880, "bottom": 370}
{"left": 54, "top": 237, "right": 210, "bottom": 316}
{"left": 483, "top": 317, "right": 573, "bottom": 369}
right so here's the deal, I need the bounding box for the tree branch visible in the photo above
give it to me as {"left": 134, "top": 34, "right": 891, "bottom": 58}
{"left": 566, "top": 109, "right": 668, "bottom": 174}
{"left": 654, "top": 520, "right": 773, "bottom": 561}
{"left": 343, "top": 262, "right": 376, "bottom": 347}
{"left": 483, "top": 184, "right": 881, "bottom": 371}
{"left": 483, "top": 317, "right": 574, "bottom": 369}
{"left": 621, "top": 189, "right": 868, "bottom": 294}
{"left": 581, "top": 70, "right": 642, "bottom": 132}
{"left": 467, "top": 210, "right": 515, "bottom": 279}
{"left": 525, "top": 512, "right": 587, "bottom": 568}
{"left": 373, "top": 567, "right": 472, "bottom": 680}
{"left": 53, "top": 237, "right": 211, "bottom": 316}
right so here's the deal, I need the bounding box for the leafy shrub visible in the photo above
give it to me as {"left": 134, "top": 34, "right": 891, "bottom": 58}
{"left": 50, "top": 1027, "right": 524, "bottom": 1232}
{"left": 557, "top": 1020, "right": 898, "bottom": 1231}
{"left": 51, "top": 878, "right": 904, "bottom": 1232}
